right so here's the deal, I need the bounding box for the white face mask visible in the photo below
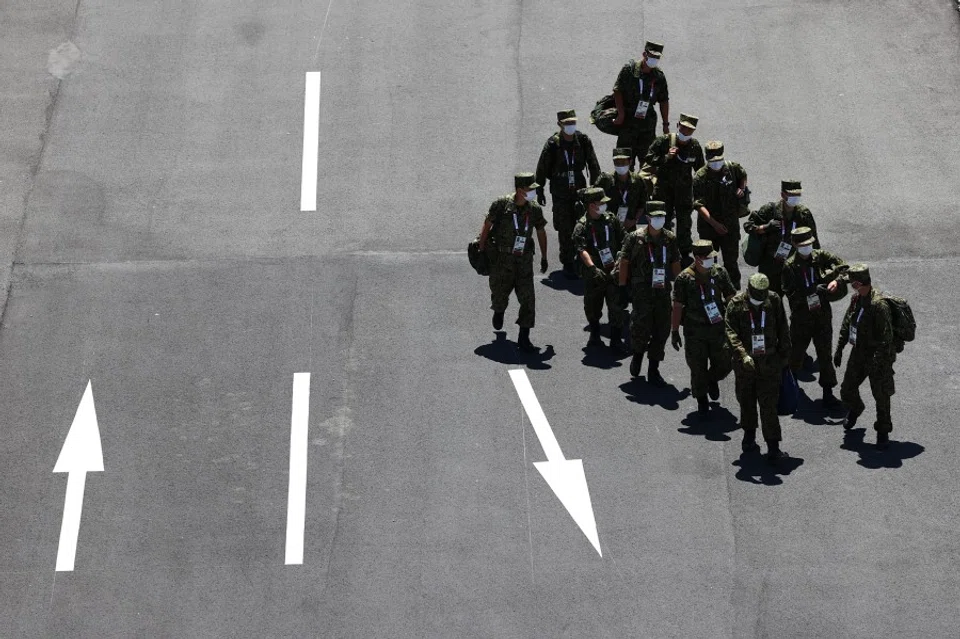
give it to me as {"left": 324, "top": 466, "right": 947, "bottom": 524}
{"left": 595, "top": 204, "right": 607, "bottom": 214}
{"left": 524, "top": 189, "right": 537, "bottom": 202}
{"left": 676, "top": 131, "right": 691, "bottom": 142}
{"left": 645, "top": 56, "right": 660, "bottom": 68}
{"left": 798, "top": 245, "right": 813, "bottom": 256}
{"left": 701, "top": 258, "right": 715, "bottom": 269}
{"left": 749, "top": 296, "right": 764, "bottom": 306}
{"left": 786, "top": 195, "right": 801, "bottom": 207}
{"left": 649, "top": 217, "right": 665, "bottom": 230}
{"left": 562, "top": 124, "right": 576, "bottom": 135}
{"left": 708, "top": 160, "right": 724, "bottom": 171}
{"left": 615, "top": 165, "right": 629, "bottom": 175}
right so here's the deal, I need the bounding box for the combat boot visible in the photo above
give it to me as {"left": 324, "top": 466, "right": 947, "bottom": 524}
{"left": 517, "top": 327, "right": 538, "bottom": 353}
{"left": 609, "top": 332, "right": 624, "bottom": 352}
{"left": 843, "top": 408, "right": 862, "bottom": 430}
{"left": 587, "top": 322, "right": 602, "bottom": 346}
{"left": 492, "top": 311, "right": 504, "bottom": 331}
{"left": 647, "top": 360, "right": 666, "bottom": 387}
{"left": 697, "top": 397, "right": 710, "bottom": 419}
{"left": 766, "top": 440, "right": 788, "bottom": 464}
{"left": 562, "top": 261, "right": 579, "bottom": 279}
{"left": 629, "top": 351, "right": 645, "bottom": 377}
{"left": 822, "top": 387, "right": 841, "bottom": 409}
{"left": 708, "top": 379, "right": 720, "bottom": 401}
{"left": 741, "top": 429, "right": 761, "bottom": 453}
{"left": 876, "top": 431, "right": 890, "bottom": 450}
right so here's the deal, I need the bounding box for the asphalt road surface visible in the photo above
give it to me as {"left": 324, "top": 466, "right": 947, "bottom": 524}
{"left": 2, "top": 1, "right": 960, "bottom": 637}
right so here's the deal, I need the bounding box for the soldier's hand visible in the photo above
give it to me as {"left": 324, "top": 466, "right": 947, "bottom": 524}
{"left": 537, "top": 189, "right": 546, "bottom": 206}
{"left": 833, "top": 348, "right": 843, "bottom": 368}
{"left": 540, "top": 257, "right": 548, "bottom": 274}
{"left": 618, "top": 284, "right": 630, "bottom": 309}
{"left": 591, "top": 265, "right": 606, "bottom": 280}
{"left": 671, "top": 330, "right": 682, "bottom": 351}
{"left": 662, "top": 122, "right": 670, "bottom": 134}
{"left": 667, "top": 147, "right": 678, "bottom": 159}
{"left": 741, "top": 354, "right": 755, "bottom": 373}
{"left": 712, "top": 220, "right": 729, "bottom": 236}
{"left": 827, "top": 280, "right": 838, "bottom": 293}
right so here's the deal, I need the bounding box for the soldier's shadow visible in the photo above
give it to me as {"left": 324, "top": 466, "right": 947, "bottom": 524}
{"left": 793, "top": 388, "right": 846, "bottom": 425}
{"left": 678, "top": 403, "right": 739, "bottom": 441}
{"left": 539, "top": 271, "right": 584, "bottom": 296}
{"left": 840, "top": 428, "right": 924, "bottom": 469}
{"left": 473, "top": 331, "right": 555, "bottom": 370}
{"left": 618, "top": 379, "right": 689, "bottom": 411}
{"left": 580, "top": 324, "right": 631, "bottom": 369}
{"left": 732, "top": 452, "right": 805, "bottom": 486}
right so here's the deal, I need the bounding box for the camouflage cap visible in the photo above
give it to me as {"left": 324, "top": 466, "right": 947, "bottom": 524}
{"left": 557, "top": 109, "right": 577, "bottom": 122}
{"left": 644, "top": 41, "right": 664, "bottom": 58}
{"left": 748, "top": 273, "right": 770, "bottom": 293}
{"left": 704, "top": 141, "right": 724, "bottom": 161}
{"left": 678, "top": 113, "right": 699, "bottom": 130}
{"left": 612, "top": 147, "right": 632, "bottom": 160}
{"left": 581, "top": 187, "right": 610, "bottom": 204}
{"left": 790, "top": 226, "right": 815, "bottom": 246}
{"left": 645, "top": 200, "right": 667, "bottom": 217}
{"left": 781, "top": 180, "right": 802, "bottom": 194}
{"left": 515, "top": 172, "right": 540, "bottom": 190}
{"left": 691, "top": 239, "right": 717, "bottom": 258}
{"left": 848, "top": 264, "right": 871, "bottom": 284}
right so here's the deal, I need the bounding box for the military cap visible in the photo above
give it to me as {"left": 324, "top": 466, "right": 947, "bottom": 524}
{"left": 691, "top": 239, "right": 717, "bottom": 258}
{"left": 644, "top": 41, "right": 664, "bottom": 58}
{"left": 790, "top": 226, "right": 815, "bottom": 246}
{"left": 748, "top": 273, "right": 770, "bottom": 292}
{"left": 515, "top": 172, "right": 540, "bottom": 190}
{"left": 613, "top": 147, "right": 632, "bottom": 160}
{"left": 678, "top": 113, "right": 699, "bottom": 130}
{"left": 781, "top": 180, "right": 802, "bottom": 194}
{"left": 704, "top": 141, "right": 724, "bottom": 161}
{"left": 848, "top": 264, "right": 871, "bottom": 284}
{"left": 581, "top": 187, "right": 610, "bottom": 204}
{"left": 645, "top": 200, "right": 667, "bottom": 217}
{"left": 557, "top": 109, "right": 577, "bottom": 122}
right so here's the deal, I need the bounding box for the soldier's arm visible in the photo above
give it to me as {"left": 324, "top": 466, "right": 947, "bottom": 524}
{"left": 671, "top": 302, "right": 684, "bottom": 331}
{"left": 657, "top": 74, "right": 669, "bottom": 129}
{"left": 875, "top": 296, "right": 894, "bottom": 347}
{"left": 809, "top": 213, "right": 821, "bottom": 250}
{"left": 612, "top": 65, "right": 630, "bottom": 121}
{"left": 781, "top": 265, "right": 797, "bottom": 302}
{"left": 693, "top": 176, "right": 711, "bottom": 220}
{"left": 584, "top": 137, "right": 601, "bottom": 185}
{"left": 535, "top": 141, "right": 552, "bottom": 196}
{"left": 776, "top": 294, "right": 791, "bottom": 355}
{"left": 642, "top": 137, "right": 665, "bottom": 171}
{"left": 837, "top": 301, "right": 853, "bottom": 350}
{"left": 693, "top": 143, "right": 706, "bottom": 172}
{"left": 736, "top": 162, "right": 748, "bottom": 190}
{"left": 719, "top": 269, "right": 738, "bottom": 300}
{"left": 478, "top": 219, "right": 493, "bottom": 250}
{"left": 743, "top": 203, "right": 769, "bottom": 234}
{"left": 821, "top": 252, "right": 849, "bottom": 283}
{"left": 618, "top": 235, "right": 634, "bottom": 284}
{"left": 725, "top": 305, "right": 748, "bottom": 360}
{"left": 536, "top": 227, "right": 548, "bottom": 257}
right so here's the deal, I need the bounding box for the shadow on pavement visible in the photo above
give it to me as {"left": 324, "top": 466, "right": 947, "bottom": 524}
{"left": 580, "top": 344, "right": 626, "bottom": 369}
{"left": 841, "top": 428, "right": 925, "bottom": 469}
{"left": 539, "top": 271, "right": 583, "bottom": 296}
{"left": 793, "top": 387, "right": 846, "bottom": 425}
{"left": 473, "top": 332, "right": 555, "bottom": 370}
{"left": 678, "top": 403, "right": 739, "bottom": 441}
{"left": 523, "top": 344, "right": 555, "bottom": 371}
{"left": 618, "top": 378, "right": 690, "bottom": 411}
{"left": 732, "top": 451, "right": 805, "bottom": 485}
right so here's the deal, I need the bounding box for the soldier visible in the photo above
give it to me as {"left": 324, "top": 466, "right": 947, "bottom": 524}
{"left": 781, "top": 227, "right": 846, "bottom": 408}
{"left": 595, "top": 147, "right": 651, "bottom": 233}
{"left": 693, "top": 141, "right": 748, "bottom": 289}
{"left": 611, "top": 41, "right": 670, "bottom": 170}
{"left": 535, "top": 109, "right": 602, "bottom": 279}
{"left": 725, "top": 273, "right": 791, "bottom": 462}
{"left": 618, "top": 201, "right": 681, "bottom": 385}
{"left": 671, "top": 240, "right": 737, "bottom": 419}
{"left": 572, "top": 188, "right": 626, "bottom": 350}
{"left": 478, "top": 173, "right": 549, "bottom": 352}
{"left": 641, "top": 113, "right": 705, "bottom": 267}
{"left": 834, "top": 265, "right": 897, "bottom": 449}
{"left": 743, "top": 180, "right": 819, "bottom": 295}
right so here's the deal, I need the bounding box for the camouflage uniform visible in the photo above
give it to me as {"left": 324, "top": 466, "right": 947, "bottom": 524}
{"left": 781, "top": 238, "right": 846, "bottom": 391}
{"left": 612, "top": 44, "right": 669, "bottom": 169}
{"left": 595, "top": 147, "right": 651, "bottom": 230}
{"left": 485, "top": 195, "right": 547, "bottom": 328}
{"left": 836, "top": 269, "right": 896, "bottom": 434}
{"left": 641, "top": 114, "right": 705, "bottom": 256}
{"left": 573, "top": 203, "right": 626, "bottom": 332}
{"left": 693, "top": 147, "right": 747, "bottom": 289}
{"left": 743, "top": 183, "right": 819, "bottom": 296}
{"left": 673, "top": 256, "right": 736, "bottom": 402}
{"left": 535, "top": 111, "right": 601, "bottom": 271}
{"left": 725, "top": 275, "right": 791, "bottom": 446}
{"left": 619, "top": 214, "right": 680, "bottom": 366}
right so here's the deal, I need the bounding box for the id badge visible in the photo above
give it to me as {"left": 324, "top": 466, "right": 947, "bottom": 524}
{"left": 512, "top": 236, "right": 527, "bottom": 255}
{"left": 806, "top": 293, "right": 821, "bottom": 311}
{"left": 617, "top": 206, "right": 629, "bottom": 223}
{"left": 751, "top": 334, "right": 766, "bottom": 355}
{"left": 634, "top": 100, "right": 650, "bottom": 118}
{"left": 599, "top": 247, "right": 614, "bottom": 268}
{"left": 704, "top": 301, "right": 722, "bottom": 324}
{"left": 774, "top": 240, "right": 792, "bottom": 261}
{"left": 652, "top": 267, "right": 666, "bottom": 289}
{"left": 848, "top": 325, "right": 858, "bottom": 346}
{"left": 567, "top": 170, "right": 575, "bottom": 187}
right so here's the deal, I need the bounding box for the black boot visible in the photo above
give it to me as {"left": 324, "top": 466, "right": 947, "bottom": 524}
{"left": 609, "top": 331, "right": 624, "bottom": 352}
{"left": 843, "top": 408, "right": 862, "bottom": 430}
{"left": 876, "top": 430, "right": 890, "bottom": 450}
{"left": 587, "top": 322, "right": 602, "bottom": 346}
{"left": 822, "top": 387, "right": 841, "bottom": 409}
{"left": 492, "top": 311, "right": 504, "bottom": 331}
{"left": 647, "top": 360, "right": 666, "bottom": 387}
{"left": 708, "top": 379, "right": 720, "bottom": 401}
{"left": 741, "top": 429, "right": 761, "bottom": 453}
{"left": 562, "top": 261, "right": 579, "bottom": 279}
{"left": 766, "top": 440, "right": 788, "bottom": 463}
{"left": 629, "top": 351, "right": 644, "bottom": 377}
{"left": 517, "top": 327, "right": 538, "bottom": 353}
{"left": 697, "top": 397, "right": 710, "bottom": 419}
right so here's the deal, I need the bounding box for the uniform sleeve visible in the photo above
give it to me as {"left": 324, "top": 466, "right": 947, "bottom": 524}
{"left": 837, "top": 299, "right": 854, "bottom": 349}
{"left": 692, "top": 173, "right": 707, "bottom": 209}
{"left": 743, "top": 203, "right": 772, "bottom": 234}
{"left": 718, "top": 267, "right": 737, "bottom": 297}
{"left": 583, "top": 135, "right": 601, "bottom": 184}
{"left": 725, "top": 303, "right": 748, "bottom": 359}
{"left": 775, "top": 294, "right": 791, "bottom": 356}
{"left": 535, "top": 139, "right": 553, "bottom": 188}
{"left": 641, "top": 136, "right": 666, "bottom": 172}
{"left": 657, "top": 70, "right": 669, "bottom": 103}
{"left": 618, "top": 231, "right": 636, "bottom": 262}
{"left": 734, "top": 161, "right": 747, "bottom": 183}
{"left": 781, "top": 262, "right": 799, "bottom": 304}
{"left": 613, "top": 63, "right": 632, "bottom": 92}
{"left": 693, "top": 142, "right": 706, "bottom": 172}
{"left": 572, "top": 221, "right": 588, "bottom": 252}
{"left": 612, "top": 217, "right": 625, "bottom": 251}
{"left": 532, "top": 203, "right": 548, "bottom": 230}
{"left": 631, "top": 174, "right": 650, "bottom": 217}
{"left": 485, "top": 198, "right": 504, "bottom": 225}
{"left": 667, "top": 233, "right": 680, "bottom": 265}
{"left": 808, "top": 211, "right": 821, "bottom": 250}
{"left": 874, "top": 296, "right": 894, "bottom": 347}
{"left": 672, "top": 274, "right": 688, "bottom": 305}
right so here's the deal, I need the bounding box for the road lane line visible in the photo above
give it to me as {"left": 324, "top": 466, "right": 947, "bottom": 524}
{"left": 300, "top": 72, "right": 321, "bottom": 212}
{"left": 285, "top": 373, "right": 311, "bottom": 565}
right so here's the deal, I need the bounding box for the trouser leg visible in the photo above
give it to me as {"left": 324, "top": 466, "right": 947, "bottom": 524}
{"left": 514, "top": 259, "right": 536, "bottom": 328}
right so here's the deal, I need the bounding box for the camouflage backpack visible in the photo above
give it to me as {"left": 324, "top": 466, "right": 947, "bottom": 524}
{"left": 590, "top": 93, "right": 621, "bottom": 136}
{"left": 881, "top": 293, "right": 916, "bottom": 350}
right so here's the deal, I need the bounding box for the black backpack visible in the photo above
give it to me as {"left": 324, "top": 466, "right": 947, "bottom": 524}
{"left": 467, "top": 236, "right": 490, "bottom": 276}
{"left": 881, "top": 293, "right": 916, "bottom": 350}
{"left": 590, "top": 93, "right": 621, "bottom": 136}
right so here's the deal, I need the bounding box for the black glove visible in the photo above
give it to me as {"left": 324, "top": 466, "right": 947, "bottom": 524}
{"left": 671, "top": 330, "right": 682, "bottom": 351}
{"left": 591, "top": 265, "right": 606, "bottom": 280}
{"left": 618, "top": 284, "right": 630, "bottom": 309}
{"left": 833, "top": 347, "right": 843, "bottom": 368}
{"left": 537, "top": 189, "right": 546, "bottom": 207}
{"left": 540, "top": 257, "right": 548, "bottom": 274}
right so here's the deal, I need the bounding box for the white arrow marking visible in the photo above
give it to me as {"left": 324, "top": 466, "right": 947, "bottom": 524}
{"left": 508, "top": 369, "right": 601, "bottom": 556}
{"left": 53, "top": 381, "right": 104, "bottom": 571}
{"left": 300, "top": 71, "right": 321, "bottom": 211}
{"left": 285, "top": 373, "right": 311, "bottom": 565}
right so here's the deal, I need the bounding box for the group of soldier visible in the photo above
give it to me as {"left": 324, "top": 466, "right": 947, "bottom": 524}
{"left": 477, "top": 41, "right": 899, "bottom": 462}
